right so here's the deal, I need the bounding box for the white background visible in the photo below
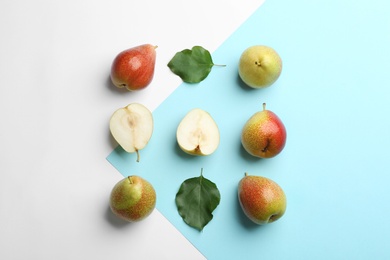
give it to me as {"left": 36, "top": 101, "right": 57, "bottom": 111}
{"left": 0, "top": 0, "right": 264, "bottom": 259}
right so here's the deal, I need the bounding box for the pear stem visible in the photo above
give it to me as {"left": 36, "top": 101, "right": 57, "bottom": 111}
{"left": 213, "top": 64, "right": 226, "bottom": 67}
{"left": 262, "top": 103, "right": 266, "bottom": 111}
{"left": 127, "top": 176, "right": 133, "bottom": 184}
{"left": 136, "top": 150, "right": 140, "bottom": 162}
{"left": 244, "top": 172, "right": 248, "bottom": 177}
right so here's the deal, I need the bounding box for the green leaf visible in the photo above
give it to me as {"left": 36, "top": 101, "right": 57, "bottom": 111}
{"left": 167, "top": 46, "right": 224, "bottom": 83}
{"left": 175, "top": 169, "right": 221, "bottom": 231}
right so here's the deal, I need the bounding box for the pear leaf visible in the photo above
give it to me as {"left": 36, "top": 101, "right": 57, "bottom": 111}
{"left": 175, "top": 169, "right": 221, "bottom": 231}
{"left": 168, "top": 46, "right": 224, "bottom": 83}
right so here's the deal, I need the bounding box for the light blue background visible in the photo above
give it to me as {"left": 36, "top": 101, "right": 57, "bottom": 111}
{"left": 108, "top": 0, "right": 390, "bottom": 259}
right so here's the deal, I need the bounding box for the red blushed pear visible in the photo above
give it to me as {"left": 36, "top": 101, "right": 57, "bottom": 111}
{"left": 238, "top": 173, "right": 287, "bottom": 225}
{"left": 241, "top": 103, "right": 286, "bottom": 158}
{"left": 110, "top": 44, "right": 157, "bottom": 91}
{"left": 109, "top": 175, "right": 156, "bottom": 222}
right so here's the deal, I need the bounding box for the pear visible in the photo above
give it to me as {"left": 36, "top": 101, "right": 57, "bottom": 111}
{"left": 241, "top": 103, "right": 286, "bottom": 158}
{"left": 238, "top": 45, "right": 282, "bottom": 88}
{"left": 176, "top": 108, "right": 220, "bottom": 156}
{"left": 109, "top": 103, "right": 153, "bottom": 162}
{"left": 110, "top": 44, "right": 157, "bottom": 91}
{"left": 110, "top": 175, "right": 156, "bottom": 222}
{"left": 238, "top": 173, "right": 286, "bottom": 225}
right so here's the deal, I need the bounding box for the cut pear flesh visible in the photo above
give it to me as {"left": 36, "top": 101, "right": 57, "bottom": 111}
{"left": 177, "top": 108, "right": 220, "bottom": 156}
{"left": 109, "top": 103, "right": 153, "bottom": 161}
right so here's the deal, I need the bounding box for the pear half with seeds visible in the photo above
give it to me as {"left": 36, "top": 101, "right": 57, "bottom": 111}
{"left": 110, "top": 103, "right": 153, "bottom": 162}
{"left": 177, "top": 108, "right": 220, "bottom": 156}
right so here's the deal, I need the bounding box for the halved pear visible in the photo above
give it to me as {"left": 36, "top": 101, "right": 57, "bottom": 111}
{"left": 109, "top": 103, "right": 153, "bottom": 162}
{"left": 176, "top": 108, "right": 220, "bottom": 156}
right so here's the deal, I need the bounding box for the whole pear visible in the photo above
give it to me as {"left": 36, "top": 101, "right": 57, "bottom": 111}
{"left": 238, "top": 45, "right": 282, "bottom": 88}
{"left": 238, "top": 173, "right": 286, "bottom": 225}
{"left": 110, "top": 44, "right": 157, "bottom": 91}
{"left": 241, "top": 103, "right": 286, "bottom": 158}
{"left": 109, "top": 175, "right": 156, "bottom": 222}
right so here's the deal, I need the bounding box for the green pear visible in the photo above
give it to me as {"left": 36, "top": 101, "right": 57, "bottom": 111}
{"left": 241, "top": 103, "right": 286, "bottom": 158}
{"left": 238, "top": 173, "right": 286, "bottom": 225}
{"left": 238, "top": 45, "right": 282, "bottom": 88}
{"left": 109, "top": 175, "right": 156, "bottom": 222}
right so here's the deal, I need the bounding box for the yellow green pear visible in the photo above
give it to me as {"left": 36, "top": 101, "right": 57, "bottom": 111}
{"left": 238, "top": 45, "right": 282, "bottom": 88}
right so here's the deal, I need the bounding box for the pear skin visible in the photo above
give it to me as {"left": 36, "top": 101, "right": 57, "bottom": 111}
{"left": 238, "top": 173, "right": 286, "bottom": 225}
{"left": 110, "top": 175, "right": 156, "bottom": 222}
{"left": 110, "top": 44, "right": 157, "bottom": 91}
{"left": 241, "top": 103, "right": 286, "bottom": 158}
